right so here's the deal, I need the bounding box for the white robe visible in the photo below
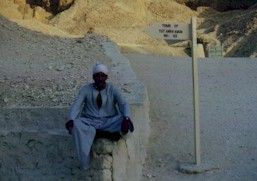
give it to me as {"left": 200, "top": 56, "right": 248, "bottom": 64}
{"left": 69, "top": 83, "right": 133, "bottom": 169}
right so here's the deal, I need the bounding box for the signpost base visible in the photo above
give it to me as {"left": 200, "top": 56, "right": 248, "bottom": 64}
{"left": 178, "top": 162, "right": 219, "bottom": 174}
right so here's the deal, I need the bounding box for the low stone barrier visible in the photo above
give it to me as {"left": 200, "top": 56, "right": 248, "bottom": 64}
{"left": 0, "top": 96, "right": 149, "bottom": 181}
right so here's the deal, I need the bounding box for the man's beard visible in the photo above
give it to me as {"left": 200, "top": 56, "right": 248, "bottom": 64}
{"left": 95, "top": 80, "right": 106, "bottom": 90}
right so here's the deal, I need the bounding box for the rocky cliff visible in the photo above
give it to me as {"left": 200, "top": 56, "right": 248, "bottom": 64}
{"left": 1, "top": 0, "right": 257, "bottom": 57}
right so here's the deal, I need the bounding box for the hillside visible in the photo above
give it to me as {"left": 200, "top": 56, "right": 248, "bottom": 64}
{"left": 0, "top": 0, "right": 257, "bottom": 57}
{"left": 0, "top": 15, "right": 112, "bottom": 107}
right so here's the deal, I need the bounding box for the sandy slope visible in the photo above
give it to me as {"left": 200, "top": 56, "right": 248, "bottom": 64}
{"left": 0, "top": 16, "right": 112, "bottom": 107}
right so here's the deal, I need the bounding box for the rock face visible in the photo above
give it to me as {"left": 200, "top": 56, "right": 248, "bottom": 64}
{"left": 58, "top": 0, "right": 74, "bottom": 12}
{"left": 27, "top": 0, "right": 74, "bottom": 14}
{"left": 21, "top": 0, "right": 257, "bottom": 15}
{"left": 175, "top": 0, "right": 256, "bottom": 11}
{"left": 1, "top": 0, "right": 257, "bottom": 57}
{"left": 0, "top": 0, "right": 74, "bottom": 22}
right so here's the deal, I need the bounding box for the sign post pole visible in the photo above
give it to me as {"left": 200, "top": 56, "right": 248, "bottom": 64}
{"left": 145, "top": 17, "right": 217, "bottom": 173}
{"left": 191, "top": 16, "right": 201, "bottom": 165}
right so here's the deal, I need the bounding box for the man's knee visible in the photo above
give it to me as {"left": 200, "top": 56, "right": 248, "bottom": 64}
{"left": 72, "top": 119, "right": 81, "bottom": 130}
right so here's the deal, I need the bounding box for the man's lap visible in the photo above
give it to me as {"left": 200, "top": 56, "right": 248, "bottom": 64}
{"left": 74, "top": 115, "right": 123, "bottom": 132}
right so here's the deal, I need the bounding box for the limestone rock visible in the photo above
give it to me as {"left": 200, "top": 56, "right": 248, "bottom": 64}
{"left": 92, "top": 139, "right": 115, "bottom": 155}
{"left": 91, "top": 155, "right": 112, "bottom": 170}
{"left": 93, "top": 169, "right": 112, "bottom": 181}
{"left": 33, "top": 6, "right": 53, "bottom": 23}
{"left": 58, "top": 0, "right": 74, "bottom": 12}
{"left": 14, "top": 0, "right": 27, "bottom": 5}
{"left": 18, "top": 4, "right": 34, "bottom": 19}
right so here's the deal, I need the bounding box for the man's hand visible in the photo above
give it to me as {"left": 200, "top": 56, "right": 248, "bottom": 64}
{"left": 121, "top": 116, "right": 130, "bottom": 134}
{"left": 65, "top": 120, "right": 74, "bottom": 134}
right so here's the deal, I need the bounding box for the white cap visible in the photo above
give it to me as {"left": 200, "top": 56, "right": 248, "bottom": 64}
{"left": 92, "top": 63, "right": 108, "bottom": 75}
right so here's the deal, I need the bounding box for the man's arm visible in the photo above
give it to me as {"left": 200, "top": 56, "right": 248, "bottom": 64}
{"left": 112, "top": 85, "right": 134, "bottom": 133}
{"left": 69, "top": 86, "right": 87, "bottom": 121}
{"left": 65, "top": 86, "right": 87, "bottom": 134}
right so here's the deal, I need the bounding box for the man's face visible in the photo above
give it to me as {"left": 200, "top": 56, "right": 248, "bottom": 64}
{"left": 93, "top": 72, "right": 108, "bottom": 89}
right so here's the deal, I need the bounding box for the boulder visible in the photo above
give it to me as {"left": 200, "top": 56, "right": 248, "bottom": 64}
{"left": 14, "top": 0, "right": 27, "bottom": 5}
{"left": 18, "top": 4, "right": 34, "bottom": 19}
{"left": 33, "top": 6, "right": 53, "bottom": 23}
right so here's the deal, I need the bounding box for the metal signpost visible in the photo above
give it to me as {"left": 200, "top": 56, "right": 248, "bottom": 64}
{"left": 145, "top": 17, "right": 201, "bottom": 166}
{"left": 191, "top": 17, "right": 201, "bottom": 166}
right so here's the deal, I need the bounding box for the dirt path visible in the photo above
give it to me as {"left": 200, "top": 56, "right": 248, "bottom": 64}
{"left": 125, "top": 53, "right": 257, "bottom": 181}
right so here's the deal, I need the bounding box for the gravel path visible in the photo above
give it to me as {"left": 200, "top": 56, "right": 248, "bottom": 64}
{"left": 125, "top": 53, "right": 257, "bottom": 181}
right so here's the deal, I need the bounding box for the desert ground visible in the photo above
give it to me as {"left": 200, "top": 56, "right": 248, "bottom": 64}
{"left": 1, "top": 0, "right": 257, "bottom": 180}
{"left": 126, "top": 54, "right": 257, "bottom": 181}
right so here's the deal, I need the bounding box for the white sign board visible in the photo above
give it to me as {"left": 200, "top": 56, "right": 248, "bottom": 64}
{"left": 145, "top": 23, "right": 191, "bottom": 40}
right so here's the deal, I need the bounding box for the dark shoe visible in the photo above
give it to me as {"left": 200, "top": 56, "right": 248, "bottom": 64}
{"left": 95, "top": 130, "right": 121, "bottom": 141}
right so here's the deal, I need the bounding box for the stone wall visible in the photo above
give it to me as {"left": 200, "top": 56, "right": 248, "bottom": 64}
{"left": 0, "top": 97, "right": 149, "bottom": 181}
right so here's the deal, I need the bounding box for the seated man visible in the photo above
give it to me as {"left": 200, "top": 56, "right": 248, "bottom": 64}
{"left": 65, "top": 63, "right": 134, "bottom": 170}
